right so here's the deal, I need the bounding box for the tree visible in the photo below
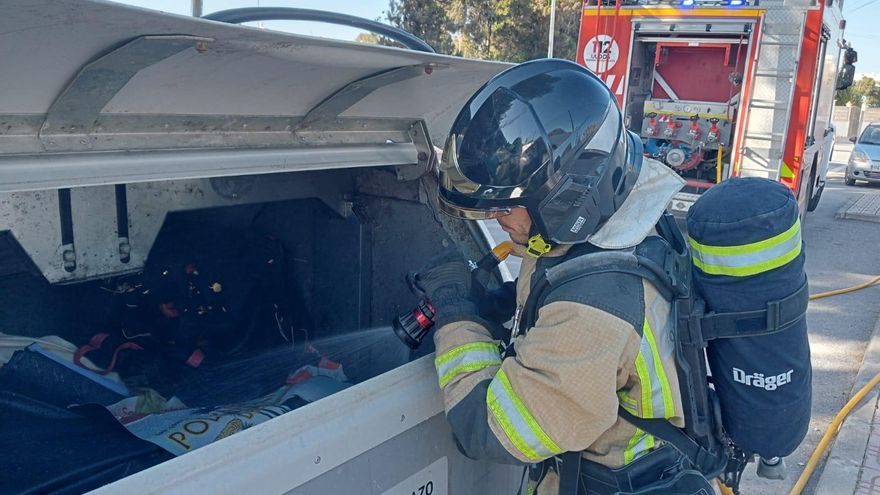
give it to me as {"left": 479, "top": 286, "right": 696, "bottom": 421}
{"left": 386, "top": 0, "right": 454, "bottom": 54}
{"left": 542, "top": 0, "right": 583, "bottom": 60}
{"left": 490, "top": 0, "right": 550, "bottom": 61}
{"left": 382, "top": 0, "right": 586, "bottom": 63}
{"left": 536, "top": 0, "right": 583, "bottom": 61}
{"left": 836, "top": 77, "right": 880, "bottom": 107}
{"left": 445, "top": 0, "right": 497, "bottom": 58}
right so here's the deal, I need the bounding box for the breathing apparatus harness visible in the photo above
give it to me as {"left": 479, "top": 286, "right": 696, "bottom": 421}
{"left": 517, "top": 213, "right": 809, "bottom": 495}
{"left": 422, "top": 58, "right": 812, "bottom": 494}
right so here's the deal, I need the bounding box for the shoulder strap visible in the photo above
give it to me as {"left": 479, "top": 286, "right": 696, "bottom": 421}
{"left": 520, "top": 247, "right": 677, "bottom": 332}
{"left": 558, "top": 451, "right": 583, "bottom": 495}
{"left": 617, "top": 407, "right": 727, "bottom": 477}
{"left": 521, "top": 213, "right": 690, "bottom": 332}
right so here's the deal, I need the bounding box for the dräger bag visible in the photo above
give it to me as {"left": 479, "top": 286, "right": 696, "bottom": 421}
{"left": 687, "top": 177, "right": 811, "bottom": 458}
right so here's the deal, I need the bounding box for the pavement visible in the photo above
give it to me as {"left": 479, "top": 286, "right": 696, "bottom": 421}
{"left": 725, "top": 143, "right": 880, "bottom": 495}
{"left": 815, "top": 314, "right": 880, "bottom": 495}
{"left": 810, "top": 144, "right": 880, "bottom": 495}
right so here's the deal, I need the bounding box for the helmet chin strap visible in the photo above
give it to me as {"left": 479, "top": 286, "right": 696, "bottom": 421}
{"left": 526, "top": 234, "right": 553, "bottom": 258}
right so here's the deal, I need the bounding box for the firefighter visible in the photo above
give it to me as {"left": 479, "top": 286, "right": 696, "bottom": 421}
{"left": 417, "top": 59, "right": 712, "bottom": 494}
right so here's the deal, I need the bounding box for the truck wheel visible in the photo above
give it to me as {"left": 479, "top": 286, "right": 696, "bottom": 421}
{"left": 845, "top": 177, "right": 857, "bottom": 186}
{"left": 807, "top": 182, "right": 824, "bottom": 212}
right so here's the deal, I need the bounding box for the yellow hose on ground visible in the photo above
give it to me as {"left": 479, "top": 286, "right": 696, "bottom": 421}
{"left": 715, "top": 276, "right": 880, "bottom": 494}
{"left": 785, "top": 275, "right": 880, "bottom": 494}
{"left": 788, "top": 371, "right": 880, "bottom": 495}
{"left": 809, "top": 275, "right": 880, "bottom": 301}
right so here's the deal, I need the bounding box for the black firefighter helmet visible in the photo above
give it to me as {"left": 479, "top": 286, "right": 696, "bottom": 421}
{"left": 438, "top": 59, "right": 642, "bottom": 251}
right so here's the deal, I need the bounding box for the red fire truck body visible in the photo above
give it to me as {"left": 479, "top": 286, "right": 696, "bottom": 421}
{"left": 576, "top": 0, "right": 848, "bottom": 214}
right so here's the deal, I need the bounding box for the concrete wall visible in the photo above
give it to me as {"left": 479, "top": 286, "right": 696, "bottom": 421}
{"left": 833, "top": 105, "right": 880, "bottom": 142}
{"left": 833, "top": 106, "right": 857, "bottom": 142}
{"left": 860, "top": 108, "right": 880, "bottom": 135}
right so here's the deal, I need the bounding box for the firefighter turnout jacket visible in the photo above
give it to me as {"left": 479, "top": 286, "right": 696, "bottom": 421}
{"left": 433, "top": 159, "right": 688, "bottom": 486}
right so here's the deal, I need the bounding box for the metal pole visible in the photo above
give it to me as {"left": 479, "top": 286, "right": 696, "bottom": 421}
{"left": 547, "top": 0, "right": 557, "bottom": 58}
{"left": 192, "top": 0, "right": 202, "bottom": 17}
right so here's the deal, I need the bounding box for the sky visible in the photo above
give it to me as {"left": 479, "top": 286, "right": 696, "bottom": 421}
{"left": 116, "top": 0, "right": 880, "bottom": 75}
{"left": 841, "top": 0, "right": 880, "bottom": 77}
{"left": 113, "top": 0, "right": 388, "bottom": 41}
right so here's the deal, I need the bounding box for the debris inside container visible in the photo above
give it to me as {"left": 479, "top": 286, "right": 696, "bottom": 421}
{"left": 0, "top": 200, "right": 417, "bottom": 494}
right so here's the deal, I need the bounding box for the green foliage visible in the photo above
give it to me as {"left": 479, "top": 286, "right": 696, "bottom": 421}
{"left": 836, "top": 77, "right": 880, "bottom": 107}
{"left": 373, "top": 0, "right": 583, "bottom": 63}
{"left": 387, "top": 0, "right": 455, "bottom": 53}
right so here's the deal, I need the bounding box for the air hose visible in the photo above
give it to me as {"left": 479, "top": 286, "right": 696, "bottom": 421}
{"left": 716, "top": 275, "right": 880, "bottom": 495}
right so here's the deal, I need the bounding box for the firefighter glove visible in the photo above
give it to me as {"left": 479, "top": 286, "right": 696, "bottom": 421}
{"left": 415, "top": 250, "right": 479, "bottom": 328}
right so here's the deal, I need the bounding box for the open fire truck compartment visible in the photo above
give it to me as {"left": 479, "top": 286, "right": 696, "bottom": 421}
{"left": 0, "top": 2, "right": 523, "bottom": 493}
{"left": 576, "top": 0, "right": 847, "bottom": 215}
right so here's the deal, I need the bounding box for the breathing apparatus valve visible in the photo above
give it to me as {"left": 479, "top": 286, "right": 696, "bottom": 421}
{"left": 392, "top": 241, "right": 514, "bottom": 349}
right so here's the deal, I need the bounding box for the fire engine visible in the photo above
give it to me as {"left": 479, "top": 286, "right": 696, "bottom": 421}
{"left": 576, "top": 0, "right": 856, "bottom": 215}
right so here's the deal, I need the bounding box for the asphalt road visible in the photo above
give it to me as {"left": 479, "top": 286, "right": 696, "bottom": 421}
{"left": 484, "top": 146, "right": 880, "bottom": 494}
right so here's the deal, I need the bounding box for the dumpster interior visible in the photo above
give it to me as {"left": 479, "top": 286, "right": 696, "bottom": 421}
{"left": 0, "top": 167, "right": 481, "bottom": 494}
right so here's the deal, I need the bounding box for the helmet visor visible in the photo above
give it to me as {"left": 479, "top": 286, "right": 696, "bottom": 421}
{"left": 440, "top": 88, "right": 551, "bottom": 202}
{"left": 437, "top": 195, "right": 512, "bottom": 220}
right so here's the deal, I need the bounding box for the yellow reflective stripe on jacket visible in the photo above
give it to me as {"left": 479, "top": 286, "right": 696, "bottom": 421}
{"left": 634, "top": 353, "right": 653, "bottom": 417}
{"left": 633, "top": 319, "right": 674, "bottom": 420}
{"left": 435, "top": 342, "right": 501, "bottom": 388}
{"left": 623, "top": 320, "right": 675, "bottom": 464}
{"left": 643, "top": 320, "right": 675, "bottom": 418}
{"left": 487, "top": 368, "right": 563, "bottom": 461}
{"left": 618, "top": 390, "right": 638, "bottom": 415}
{"left": 623, "top": 428, "right": 656, "bottom": 465}
{"left": 688, "top": 219, "right": 802, "bottom": 277}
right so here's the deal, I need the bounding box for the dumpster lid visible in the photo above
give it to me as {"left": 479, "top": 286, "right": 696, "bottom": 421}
{"left": 0, "top": 0, "right": 508, "bottom": 191}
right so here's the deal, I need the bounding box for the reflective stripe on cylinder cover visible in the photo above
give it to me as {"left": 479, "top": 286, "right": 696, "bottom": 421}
{"left": 686, "top": 177, "right": 811, "bottom": 458}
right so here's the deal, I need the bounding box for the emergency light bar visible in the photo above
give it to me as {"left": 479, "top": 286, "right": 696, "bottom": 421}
{"left": 677, "top": 0, "right": 749, "bottom": 5}
{"left": 584, "top": 0, "right": 757, "bottom": 4}
{"left": 587, "top": 0, "right": 751, "bottom": 5}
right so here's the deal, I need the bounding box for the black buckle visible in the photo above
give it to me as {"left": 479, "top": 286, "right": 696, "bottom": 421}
{"left": 676, "top": 296, "right": 706, "bottom": 346}
{"left": 765, "top": 298, "right": 781, "bottom": 331}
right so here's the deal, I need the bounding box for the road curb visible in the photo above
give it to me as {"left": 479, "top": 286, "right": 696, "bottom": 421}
{"left": 815, "top": 312, "right": 880, "bottom": 495}
{"left": 836, "top": 194, "right": 880, "bottom": 224}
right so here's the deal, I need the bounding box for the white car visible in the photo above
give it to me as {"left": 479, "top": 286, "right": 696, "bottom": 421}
{"left": 846, "top": 123, "right": 880, "bottom": 186}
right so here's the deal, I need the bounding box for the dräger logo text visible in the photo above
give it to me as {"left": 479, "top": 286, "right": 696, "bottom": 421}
{"left": 732, "top": 368, "right": 794, "bottom": 391}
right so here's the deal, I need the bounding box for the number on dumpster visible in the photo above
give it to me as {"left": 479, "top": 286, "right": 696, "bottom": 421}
{"left": 412, "top": 481, "right": 434, "bottom": 495}
{"left": 381, "top": 457, "right": 447, "bottom": 495}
